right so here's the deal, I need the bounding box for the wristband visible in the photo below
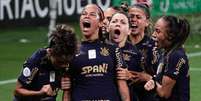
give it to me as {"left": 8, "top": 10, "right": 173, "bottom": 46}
{"left": 152, "top": 75, "right": 157, "bottom": 91}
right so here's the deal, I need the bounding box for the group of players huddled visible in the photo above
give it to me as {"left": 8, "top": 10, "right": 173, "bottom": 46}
{"left": 13, "top": 2, "right": 190, "bottom": 101}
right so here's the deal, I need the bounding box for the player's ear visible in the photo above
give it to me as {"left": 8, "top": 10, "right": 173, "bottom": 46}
{"left": 99, "top": 21, "right": 104, "bottom": 27}
{"left": 127, "top": 28, "right": 131, "bottom": 35}
{"left": 145, "top": 19, "right": 149, "bottom": 27}
{"left": 47, "top": 48, "right": 53, "bottom": 55}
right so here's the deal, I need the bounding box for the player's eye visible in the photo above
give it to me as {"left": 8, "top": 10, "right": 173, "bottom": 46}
{"left": 107, "top": 17, "right": 112, "bottom": 21}
{"left": 81, "top": 11, "right": 87, "bottom": 16}
{"left": 136, "top": 15, "right": 142, "bottom": 19}
{"left": 89, "top": 12, "right": 97, "bottom": 17}
{"left": 111, "top": 19, "right": 117, "bottom": 23}
{"left": 121, "top": 20, "right": 127, "bottom": 25}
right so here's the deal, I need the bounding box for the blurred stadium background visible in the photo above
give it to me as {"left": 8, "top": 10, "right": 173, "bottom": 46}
{"left": 0, "top": 0, "right": 201, "bottom": 100}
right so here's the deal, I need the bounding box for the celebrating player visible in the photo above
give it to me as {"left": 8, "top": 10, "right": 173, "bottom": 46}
{"left": 144, "top": 15, "right": 190, "bottom": 101}
{"left": 127, "top": 3, "right": 159, "bottom": 101}
{"left": 13, "top": 24, "right": 77, "bottom": 101}
{"left": 63, "top": 4, "right": 130, "bottom": 101}
{"left": 108, "top": 11, "right": 143, "bottom": 101}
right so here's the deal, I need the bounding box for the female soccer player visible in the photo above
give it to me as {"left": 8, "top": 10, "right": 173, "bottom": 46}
{"left": 13, "top": 24, "right": 77, "bottom": 101}
{"left": 108, "top": 11, "right": 143, "bottom": 101}
{"left": 144, "top": 15, "right": 190, "bottom": 101}
{"left": 64, "top": 4, "right": 130, "bottom": 101}
{"left": 127, "top": 3, "right": 159, "bottom": 101}
{"left": 103, "top": 6, "right": 120, "bottom": 28}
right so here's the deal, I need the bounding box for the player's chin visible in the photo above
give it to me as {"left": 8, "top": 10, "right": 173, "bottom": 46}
{"left": 157, "top": 43, "right": 163, "bottom": 49}
{"left": 112, "top": 38, "right": 120, "bottom": 43}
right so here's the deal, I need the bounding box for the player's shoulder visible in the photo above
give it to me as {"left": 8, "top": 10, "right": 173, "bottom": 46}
{"left": 168, "top": 47, "right": 187, "bottom": 61}
{"left": 126, "top": 41, "right": 137, "bottom": 49}
{"left": 105, "top": 40, "right": 117, "bottom": 46}
{"left": 22, "top": 48, "right": 47, "bottom": 73}
{"left": 137, "top": 35, "right": 153, "bottom": 47}
{"left": 124, "top": 41, "right": 139, "bottom": 53}
{"left": 103, "top": 40, "right": 119, "bottom": 49}
{"left": 31, "top": 48, "right": 46, "bottom": 58}
{"left": 27, "top": 48, "right": 47, "bottom": 63}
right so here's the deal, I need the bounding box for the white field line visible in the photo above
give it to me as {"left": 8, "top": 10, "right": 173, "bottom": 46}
{"left": 0, "top": 79, "right": 16, "bottom": 85}
{"left": 0, "top": 52, "right": 201, "bottom": 85}
{"left": 187, "top": 52, "right": 201, "bottom": 58}
{"left": 189, "top": 68, "right": 201, "bottom": 71}
{"left": 0, "top": 68, "right": 201, "bottom": 85}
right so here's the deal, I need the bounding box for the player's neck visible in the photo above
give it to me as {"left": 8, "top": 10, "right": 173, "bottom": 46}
{"left": 118, "top": 36, "right": 127, "bottom": 48}
{"left": 130, "top": 32, "right": 145, "bottom": 45}
{"left": 83, "top": 31, "right": 99, "bottom": 42}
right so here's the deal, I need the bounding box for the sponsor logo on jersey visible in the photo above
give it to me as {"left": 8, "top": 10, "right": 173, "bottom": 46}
{"left": 81, "top": 63, "right": 108, "bottom": 77}
{"left": 100, "top": 47, "right": 109, "bottom": 56}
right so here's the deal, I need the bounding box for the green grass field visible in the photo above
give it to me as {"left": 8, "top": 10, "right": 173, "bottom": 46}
{"left": 0, "top": 25, "right": 201, "bottom": 101}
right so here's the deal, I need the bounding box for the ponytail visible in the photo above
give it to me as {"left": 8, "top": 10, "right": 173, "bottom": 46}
{"left": 178, "top": 18, "right": 190, "bottom": 46}
{"left": 162, "top": 16, "right": 190, "bottom": 54}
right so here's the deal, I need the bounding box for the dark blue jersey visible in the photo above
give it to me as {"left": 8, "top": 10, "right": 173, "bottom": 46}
{"left": 157, "top": 48, "right": 190, "bottom": 101}
{"left": 135, "top": 36, "right": 159, "bottom": 101}
{"left": 136, "top": 35, "right": 159, "bottom": 76}
{"left": 120, "top": 41, "right": 143, "bottom": 101}
{"left": 121, "top": 41, "right": 143, "bottom": 72}
{"left": 14, "top": 48, "right": 62, "bottom": 101}
{"left": 70, "top": 40, "right": 126, "bottom": 101}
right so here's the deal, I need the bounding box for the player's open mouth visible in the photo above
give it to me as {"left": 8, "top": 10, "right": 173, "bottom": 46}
{"left": 83, "top": 21, "right": 91, "bottom": 28}
{"left": 114, "top": 29, "right": 120, "bottom": 35}
{"left": 131, "top": 24, "right": 138, "bottom": 29}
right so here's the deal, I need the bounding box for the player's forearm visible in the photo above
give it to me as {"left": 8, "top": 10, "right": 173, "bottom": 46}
{"left": 156, "top": 75, "right": 176, "bottom": 99}
{"left": 14, "top": 88, "right": 44, "bottom": 96}
{"left": 62, "top": 90, "right": 71, "bottom": 101}
{"left": 117, "top": 80, "right": 130, "bottom": 101}
{"left": 14, "top": 81, "right": 45, "bottom": 96}
{"left": 156, "top": 82, "right": 172, "bottom": 99}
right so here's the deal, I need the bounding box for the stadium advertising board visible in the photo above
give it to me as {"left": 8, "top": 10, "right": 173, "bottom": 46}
{"left": 112, "top": 0, "right": 201, "bottom": 15}
{"left": 0, "top": 0, "right": 111, "bottom": 27}
{"left": 1, "top": 0, "right": 201, "bottom": 27}
{"left": 151, "top": 0, "right": 201, "bottom": 15}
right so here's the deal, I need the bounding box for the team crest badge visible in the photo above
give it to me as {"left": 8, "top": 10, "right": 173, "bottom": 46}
{"left": 26, "top": 67, "right": 39, "bottom": 84}
{"left": 23, "top": 67, "right": 31, "bottom": 77}
{"left": 123, "top": 53, "right": 131, "bottom": 61}
{"left": 100, "top": 47, "right": 109, "bottom": 56}
{"left": 174, "top": 58, "right": 186, "bottom": 75}
{"left": 156, "top": 63, "right": 164, "bottom": 74}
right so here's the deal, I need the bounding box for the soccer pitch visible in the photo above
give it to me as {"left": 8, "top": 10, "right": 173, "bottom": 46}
{"left": 0, "top": 26, "right": 201, "bottom": 101}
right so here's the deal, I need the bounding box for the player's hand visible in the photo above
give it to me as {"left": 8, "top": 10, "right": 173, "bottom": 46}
{"left": 130, "top": 71, "right": 152, "bottom": 82}
{"left": 61, "top": 76, "right": 71, "bottom": 90}
{"left": 40, "top": 84, "right": 55, "bottom": 96}
{"left": 116, "top": 67, "right": 131, "bottom": 80}
{"left": 144, "top": 79, "right": 155, "bottom": 91}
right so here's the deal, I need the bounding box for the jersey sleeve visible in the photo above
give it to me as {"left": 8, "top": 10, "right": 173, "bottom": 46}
{"left": 17, "top": 49, "right": 44, "bottom": 87}
{"left": 114, "top": 47, "right": 128, "bottom": 69}
{"left": 164, "top": 52, "right": 187, "bottom": 80}
{"left": 135, "top": 49, "right": 144, "bottom": 72}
